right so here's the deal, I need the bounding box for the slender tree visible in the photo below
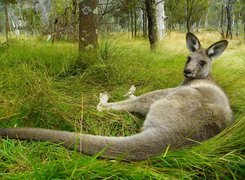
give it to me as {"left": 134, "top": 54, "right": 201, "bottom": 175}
{"left": 225, "top": 0, "right": 236, "bottom": 39}
{"left": 155, "top": 0, "right": 165, "bottom": 40}
{"left": 130, "top": 8, "right": 134, "bottom": 38}
{"left": 134, "top": 1, "right": 137, "bottom": 37}
{"left": 186, "top": 0, "right": 191, "bottom": 31}
{"left": 69, "top": 0, "right": 79, "bottom": 41}
{"left": 220, "top": 4, "right": 225, "bottom": 39}
{"left": 2, "top": 0, "right": 17, "bottom": 44}
{"left": 142, "top": 4, "right": 148, "bottom": 38}
{"left": 4, "top": 3, "right": 10, "bottom": 44}
{"left": 146, "top": 0, "right": 157, "bottom": 50}
{"left": 186, "top": 0, "right": 206, "bottom": 32}
{"left": 79, "top": 0, "right": 98, "bottom": 51}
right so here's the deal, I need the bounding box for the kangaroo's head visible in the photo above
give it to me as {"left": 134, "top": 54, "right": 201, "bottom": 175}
{"left": 184, "top": 32, "right": 228, "bottom": 79}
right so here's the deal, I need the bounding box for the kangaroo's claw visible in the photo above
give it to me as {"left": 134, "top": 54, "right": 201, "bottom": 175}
{"left": 124, "top": 85, "right": 137, "bottom": 99}
{"left": 97, "top": 92, "right": 109, "bottom": 112}
{"left": 99, "top": 92, "right": 109, "bottom": 104}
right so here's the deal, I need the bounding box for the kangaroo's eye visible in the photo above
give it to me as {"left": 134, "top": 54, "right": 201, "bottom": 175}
{"left": 186, "top": 57, "right": 191, "bottom": 63}
{"left": 199, "top": 60, "right": 206, "bottom": 66}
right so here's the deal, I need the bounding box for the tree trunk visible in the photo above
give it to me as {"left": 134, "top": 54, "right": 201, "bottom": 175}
{"left": 128, "top": 12, "right": 130, "bottom": 38}
{"left": 143, "top": 8, "right": 148, "bottom": 38}
{"left": 79, "top": 0, "right": 98, "bottom": 51}
{"left": 225, "top": 0, "right": 236, "bottom": 39}
{"left": 234, "top": 12, "right": 239, "bottom": 38}
{"left": 204, "top": 10, "right": 208, "bottom": 28}
{"left": 4, "top": 4, "right": 10, "bottom": 44}
{"left": 70, "top": 0, "right": 78, "bottom": 41}
{"left": 220, "top": 5, "right": 225, "bottom": 39}
{"left": 146, "top": 0, "right": 157, "bottom": 50}
{"left": 155, "top": 0, "right": 165, "bottom": 40}
{"left": 186, "top": 0, "right": 195, "bottom": 32}
{"left": 186, "top": 0, "right": 190, "bottom": 32}
{"left": 134, "top": 4, "right": 137, "bottom": 37}
{"left": 244, "top": 18, "right": 245, "bottom": 40}
{"left": 130, "top": 9, "right": 134, "bottom": 38}
{"left": 225, "top": 5, "right": 232, "bottom": 39}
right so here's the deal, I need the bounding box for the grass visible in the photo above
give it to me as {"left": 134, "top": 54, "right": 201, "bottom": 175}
{"left": 0, "top": 32, "right": 244, "bottom": 179}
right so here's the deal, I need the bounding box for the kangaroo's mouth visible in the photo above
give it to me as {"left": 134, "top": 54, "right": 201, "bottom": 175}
{"left": 183, "top": 72, "right": 196, "bottom": 79}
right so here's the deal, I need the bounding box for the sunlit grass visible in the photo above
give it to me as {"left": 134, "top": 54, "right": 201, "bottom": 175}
{"left": 0, "top": 32, "right": 244, "bottom": 179}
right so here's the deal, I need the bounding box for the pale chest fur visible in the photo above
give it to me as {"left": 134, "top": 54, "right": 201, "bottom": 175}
{"left": 143, "top": 81, "right": 233, "bottom": 137}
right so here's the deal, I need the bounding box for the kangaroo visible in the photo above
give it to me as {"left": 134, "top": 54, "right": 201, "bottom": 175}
{"left": 0, "top": 33, "right": 233, "bottom": 161}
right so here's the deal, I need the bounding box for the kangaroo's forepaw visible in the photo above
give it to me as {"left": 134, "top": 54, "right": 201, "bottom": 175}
{"left": 99, "top": 92, "right": 109, "bottom": 104}
{"left": 97, "top": 92, "right": 109, "bottom": 112}
{"left": 124, "top": 85, "right": 137, "bottom": 99}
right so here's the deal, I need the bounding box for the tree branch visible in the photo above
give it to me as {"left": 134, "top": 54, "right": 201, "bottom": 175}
{"left": 155, "top": 0, "right": 164, "bottom": 7}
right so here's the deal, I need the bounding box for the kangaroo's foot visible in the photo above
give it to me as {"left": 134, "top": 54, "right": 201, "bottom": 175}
{"left": 124, "top": 85, "right": 137, "bottom": 99}
{"left": 97, "top": 92, "right": 109, "bottom": 112}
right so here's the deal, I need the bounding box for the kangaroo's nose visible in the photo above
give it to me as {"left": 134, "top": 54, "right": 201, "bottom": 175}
{"left": 183, "top": 69, "right": 192, "bottom": 77}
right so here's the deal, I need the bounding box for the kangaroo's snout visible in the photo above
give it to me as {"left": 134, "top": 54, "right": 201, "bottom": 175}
{"left": 183, "top": 69, "right": 192, "bottom": 78}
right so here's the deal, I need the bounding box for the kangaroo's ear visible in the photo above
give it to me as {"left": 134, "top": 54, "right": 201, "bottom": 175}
{"left": 186, "top": 32, "right": 201, "bottom": 52}
{"left": 206, "top": 40, "right": 228, "bottom": 58}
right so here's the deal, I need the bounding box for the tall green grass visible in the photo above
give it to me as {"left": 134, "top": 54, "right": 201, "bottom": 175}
{"left": 0, "top": 33, "right": 244, "bottom": 179}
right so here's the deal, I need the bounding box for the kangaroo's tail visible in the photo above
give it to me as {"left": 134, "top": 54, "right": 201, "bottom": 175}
{"left": 0, "top": 128, "right": 169, "bottom": 160}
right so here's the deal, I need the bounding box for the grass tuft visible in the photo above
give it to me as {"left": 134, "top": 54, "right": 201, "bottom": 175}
{"left": 0, "top": 32, "right": 244, "bottom": 178}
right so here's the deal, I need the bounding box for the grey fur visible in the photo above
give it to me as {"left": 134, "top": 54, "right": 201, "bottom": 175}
{"left": 0, "top": 33, "right": 233, "bottom": 161}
